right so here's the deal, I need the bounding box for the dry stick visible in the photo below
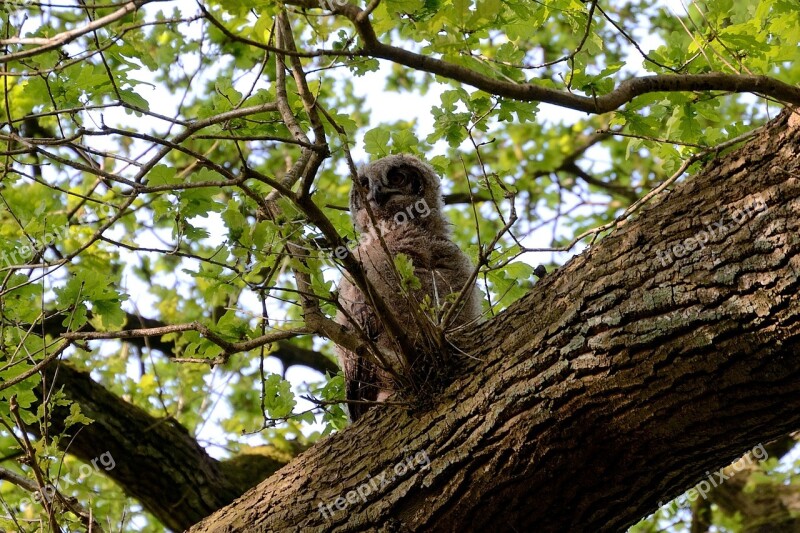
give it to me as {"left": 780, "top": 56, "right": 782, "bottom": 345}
{"left": 61, "top": 322, "right": 309, "bottom": 361}
{"left": 0, "top": 0, "right": 149, "bottom": 63}
{"left": 278, "top": 14, "right": 328, "bottom": 199}
{"left": 282, "top": 0, "right": 800, "bottom": 111}
{"left": 273, "top": 20, "right": 312, "bottom": 146}
{"left": 275, "top": 13, "right": 328, "bottom": 199}
{"left": 8, "top": 397, "right": 62, "bottom": 533}
{"left": 268, "top": 15, "right": 418, "bottom": 379}
{"left": 265, "top": 18, "right": 315, "bottom": 205}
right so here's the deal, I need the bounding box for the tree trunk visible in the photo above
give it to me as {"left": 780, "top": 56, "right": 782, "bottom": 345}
{"left": 189, "top": 109, "right": 800, "bottom": 532}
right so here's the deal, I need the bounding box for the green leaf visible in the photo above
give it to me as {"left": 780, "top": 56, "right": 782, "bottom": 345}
{"left": 394, "top": 253, "right": 422, "bottom": 292}
{"left": 119, "top": 89, "right": 150, "bottom": 112}
{"left": 92, "top": 300, "right": 127, "bottom": 330}
{"left": 222, "top": 200, "right": 247, "bottom": 241}
{"left": 147, "top": 165, "right": 179, "bottom": 186}
{"left": 391, "top": 129, "right": 421, "bottom": 153}
{"left": 364, "top": 126, "right": 392, "bottom": 156}
{"left": 263, "top": 374, "right": 296, "bottom": 419}
{"left": 63, "top": 403, "right": 94, "bottom": 429}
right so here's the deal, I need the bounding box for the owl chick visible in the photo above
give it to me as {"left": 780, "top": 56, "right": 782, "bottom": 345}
{"left": 334, "top": 154, "right": 482, "bottom": 421}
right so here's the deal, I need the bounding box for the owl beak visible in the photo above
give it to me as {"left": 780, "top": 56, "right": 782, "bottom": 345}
{"left": 368, "top": 185, "right": 393, "bottom": 206}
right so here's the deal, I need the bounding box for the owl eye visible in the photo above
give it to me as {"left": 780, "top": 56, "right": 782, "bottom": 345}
{"left": 386, "top": 167, "right": 412, "bottom": 188}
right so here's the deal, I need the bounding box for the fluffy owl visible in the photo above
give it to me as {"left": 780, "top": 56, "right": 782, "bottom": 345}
{"left": 334, "top": 154, "right": 482, "bottom": 421}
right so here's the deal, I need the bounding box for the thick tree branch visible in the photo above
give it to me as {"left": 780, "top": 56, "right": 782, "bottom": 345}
{"left": 38, "top": 364, "right": 239, "bottom": 531}
{"left": 191, "top": 109, "right": 800, "bottom": 532}
{"left": 283, "top": 0, "right": 800, "bottom": 111}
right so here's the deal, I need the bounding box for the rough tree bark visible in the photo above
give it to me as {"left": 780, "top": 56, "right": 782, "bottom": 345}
{"left": 188, "top": 109, "right": 800, "bottom": 532}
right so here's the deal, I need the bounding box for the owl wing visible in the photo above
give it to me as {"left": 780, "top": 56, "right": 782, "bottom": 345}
{"left": 346, "top": 298, "right": 383, "bottom": 421}
{"left": 336, "top": 278, "right": 384, "bottom": 421}
{"left": 345, "top": 349, "right": 378, "bottom": 421}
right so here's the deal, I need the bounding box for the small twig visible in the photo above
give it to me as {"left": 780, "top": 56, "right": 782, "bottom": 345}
{"left": 523, "top": 125, "right": 766, "bottom": 253}
{"left": 0, "top": 0, "right": 148, "bottom": 63}
{"left": 442, "top": 195, "right": 518, "bottom": 332}
{"left": 61, "top": 322, "right": 310, "bottom": 360}
{"left": 0, "top": 340, "right": 71, "bottom": 392}
{"left": 9, "top": 397, "right": 62, "bottom": 533}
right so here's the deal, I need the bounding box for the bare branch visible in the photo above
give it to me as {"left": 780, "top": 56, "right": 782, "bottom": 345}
{"left": 524, "top": 124, "right": 767, "bottom": 253}
{"left": 0, "top": 1, "right": 149, "bottom": 64}
{"left": 282, "top": 0, "right": 800, "bottom": 111}
{"left": 61, "top": 322, "right": 310, "bottom": 361}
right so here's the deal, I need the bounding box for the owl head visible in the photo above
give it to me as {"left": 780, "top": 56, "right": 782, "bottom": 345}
{"left": 350, "top": 154, "right": 446, "bottom": 235}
